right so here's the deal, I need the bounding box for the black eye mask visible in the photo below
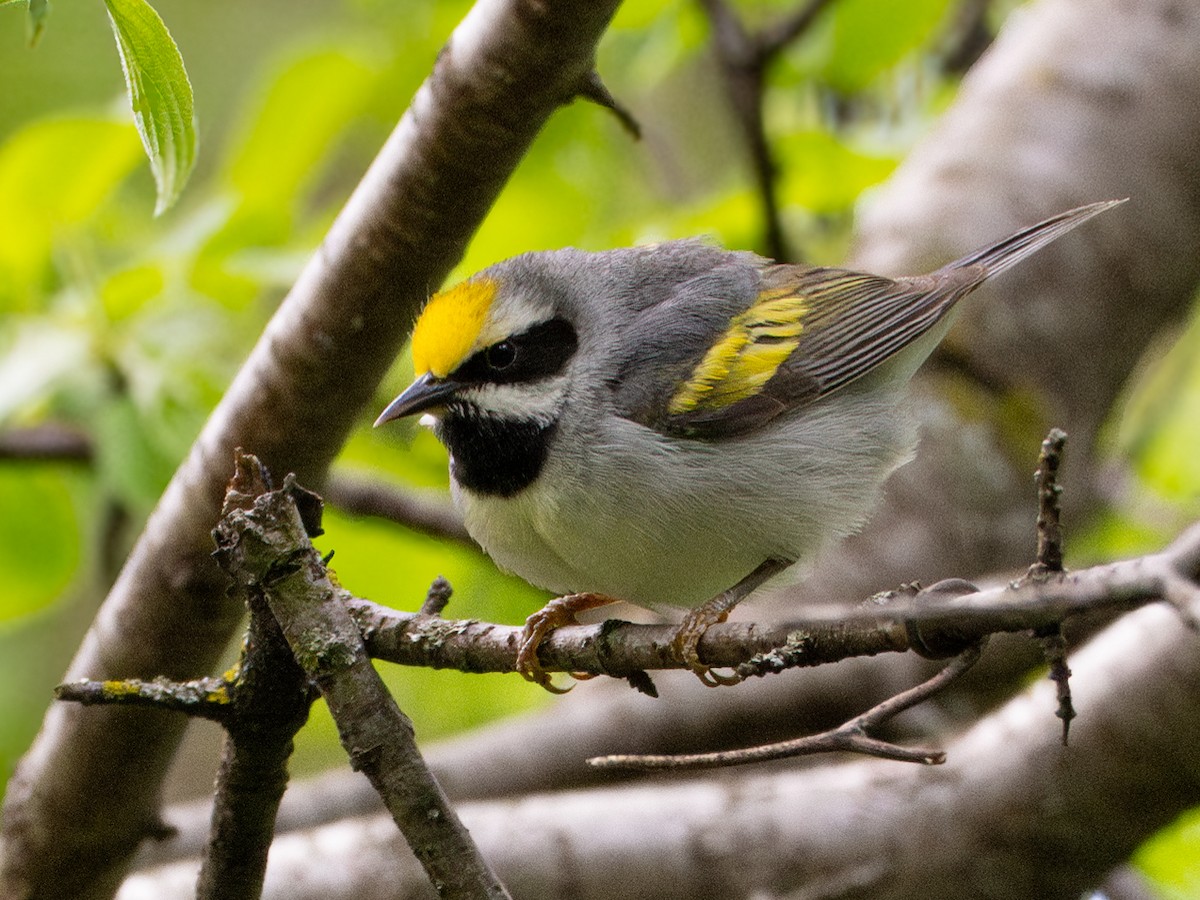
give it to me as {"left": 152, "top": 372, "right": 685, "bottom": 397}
{"left": 452, "top": 318, "right": 578, "bottom": 386}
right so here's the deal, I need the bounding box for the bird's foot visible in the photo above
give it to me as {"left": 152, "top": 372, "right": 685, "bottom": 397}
{"left": 517, "top": 592, "right": 618, "bottom": 693}
{"left": 670, "top": 558, "right": 793, "bottom": 686}
{"left": 671, "top": 604, "right": 743, "bottom": 687}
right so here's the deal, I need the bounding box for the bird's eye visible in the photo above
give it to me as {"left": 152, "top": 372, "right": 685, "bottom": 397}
{"left": 486, "top": 340, "right": 517, "bottom": 371}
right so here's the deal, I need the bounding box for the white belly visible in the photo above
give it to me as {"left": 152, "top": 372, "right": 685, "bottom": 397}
{"left": 454, "top": 390, "right": 915, "bottom": 610}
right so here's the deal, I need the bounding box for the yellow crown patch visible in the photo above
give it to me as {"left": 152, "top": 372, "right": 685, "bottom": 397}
{"left": 411, "top": 277, "right": 498, "bottom": 378}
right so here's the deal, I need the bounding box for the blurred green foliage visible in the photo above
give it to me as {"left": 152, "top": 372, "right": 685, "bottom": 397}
{"left": 1139, "top": 806, "right": 1200, "bottom": 900}
{"left": 0, "top": 2, "right": 1198, "bottom": 892}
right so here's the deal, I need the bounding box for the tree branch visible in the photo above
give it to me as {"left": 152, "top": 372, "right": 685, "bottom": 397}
{"left": 191, "top": 595, "right": 313, "bottom": 900}
{"left": 212, "top": 453, "right": 509, "bottom": 899}
{"left": 697, "top": 0, "right": 835, "bottom": 261}
{"left": 588, "top": 642, "right": 984, "bottom": 770}
{"left": 0, "top": 426, "right": 476, "bottom": 548}
{"left": 342, "top": 522, "right": 1200, "bottom": 678}
{"left": 0, "top": 424, "right": 93, "bottom": 463}
{"left": 324, "top": 472, "right": 474, "bottom": 548}
{"left": 1032, "top": 427, "right": 1067, "bottom": 574}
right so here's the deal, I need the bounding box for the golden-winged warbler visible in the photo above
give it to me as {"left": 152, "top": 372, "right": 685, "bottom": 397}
{"left": 376, "top": 201, "right": 1121, "bottom": 689}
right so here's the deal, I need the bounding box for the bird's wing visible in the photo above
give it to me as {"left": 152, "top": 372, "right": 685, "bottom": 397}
{"left": 610, "top": 201, "right": 1122, "bottom": 440}
{"left": 614, "top": 264, "right": 969, "bottom": 440}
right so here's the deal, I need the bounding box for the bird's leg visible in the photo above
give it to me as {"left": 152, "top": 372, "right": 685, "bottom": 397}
{"left": 517, "top": 592, "right": 620, "bottom": 693}
{"left": 672, "top": 558, "right": 791, "bottom": 687}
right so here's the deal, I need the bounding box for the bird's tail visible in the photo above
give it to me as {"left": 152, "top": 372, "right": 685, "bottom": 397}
{"left": 941, "top": 199, "right": 1126, "bottom": 278}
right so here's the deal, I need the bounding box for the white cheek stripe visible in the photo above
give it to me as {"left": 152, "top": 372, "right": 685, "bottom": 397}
{"left": 464, "top": 376, "right": 568, "bottom": 424}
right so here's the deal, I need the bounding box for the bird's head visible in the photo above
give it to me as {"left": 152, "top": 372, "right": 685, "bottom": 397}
{"left": 374, "top": 272, "right": 579, "bottom": 430}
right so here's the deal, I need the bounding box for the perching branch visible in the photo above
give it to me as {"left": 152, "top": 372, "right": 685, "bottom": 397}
{"left": 116, "top": 600, "right": 1200, "bottom": 900}
{"left": 344, "top": 522, "right": 1200, "bottom": 679}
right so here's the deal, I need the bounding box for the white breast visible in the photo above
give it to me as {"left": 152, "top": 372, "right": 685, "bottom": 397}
{"left": 454, "top": 388, "right": 916, "bottom": 610}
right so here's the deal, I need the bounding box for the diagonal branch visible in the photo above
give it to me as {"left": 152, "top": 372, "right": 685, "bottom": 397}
{"left": 213, "top": 453, "right": 509, "bottom": 899}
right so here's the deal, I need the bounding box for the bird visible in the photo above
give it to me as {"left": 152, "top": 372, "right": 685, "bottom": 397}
{"left": 375, "top": 200, "right": 1122, "bottom": 690}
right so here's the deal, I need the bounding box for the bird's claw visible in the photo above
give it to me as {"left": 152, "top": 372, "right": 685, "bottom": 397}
{"left": 515, "top": 593, "right": 617, "bottom": 693}
{"left": 671, "top": 606, "right": 744, "bottom": 687}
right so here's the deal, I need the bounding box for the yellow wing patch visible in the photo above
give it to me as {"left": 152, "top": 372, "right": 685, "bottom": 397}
{"left": 668, "top": 288, "right": 807, "bottom": 415}
{"left": 411, "top": 278, "right": 498, "bottom": 378}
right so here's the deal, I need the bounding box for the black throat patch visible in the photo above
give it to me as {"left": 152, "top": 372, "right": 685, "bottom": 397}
{"left": 437, "top": 406, "right": 557, "bottom": 497}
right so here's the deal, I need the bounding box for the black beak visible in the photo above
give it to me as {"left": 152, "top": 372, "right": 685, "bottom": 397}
{"left": 373, "top": 373, "right": 462, "bottom": 427}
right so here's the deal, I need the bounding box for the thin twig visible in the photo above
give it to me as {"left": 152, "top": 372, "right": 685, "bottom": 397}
{"left": 1037, "top": 627, "right": 1075, "bottom": 746}
{"left": 0, "top": 425, "right": 93, "bottom": 462}
{"left": 420, "top": 575, "right": 455, "bottom": 616}
{"left": 698, "top": 0, "right": 783, "bottom": 260}
{"left": 587, "top": 643, "right": 984, "bottom": 770}
{"left": 55, "top": 676, "right": 236, "bottom": 722}
{"left": 1033, "top": 427, "right": 1067, "bottom": 574}
{"left": 696, "top": 0, "right": 833, "bottom": 261}
{"left": 576, "top": 70, "right": 642, "bottom": 138}
{"left": 757, "top": 0, "right": 836, "bottom": 60}
{"left": 941, "top": 0, "right": 994, "bottom": 75}
{"left": 1028, "top": 428, "right": 1073, "bottom": 742}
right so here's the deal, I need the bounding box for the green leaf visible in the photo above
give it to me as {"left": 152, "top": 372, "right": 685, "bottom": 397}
{"left": 92, "top": 393, "right": 180, "bottom": 511}
{"left": 26, "top": 0, "right": 48, "bottom": 46}
{"left": 104, "top": 0, "right": 197, "bottom": 215}
{"left": 1113, "top": 310, "right": 1200, "bottom": 502}
{"left": 228, "top": 47, "right": 378, "bottom": 215}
